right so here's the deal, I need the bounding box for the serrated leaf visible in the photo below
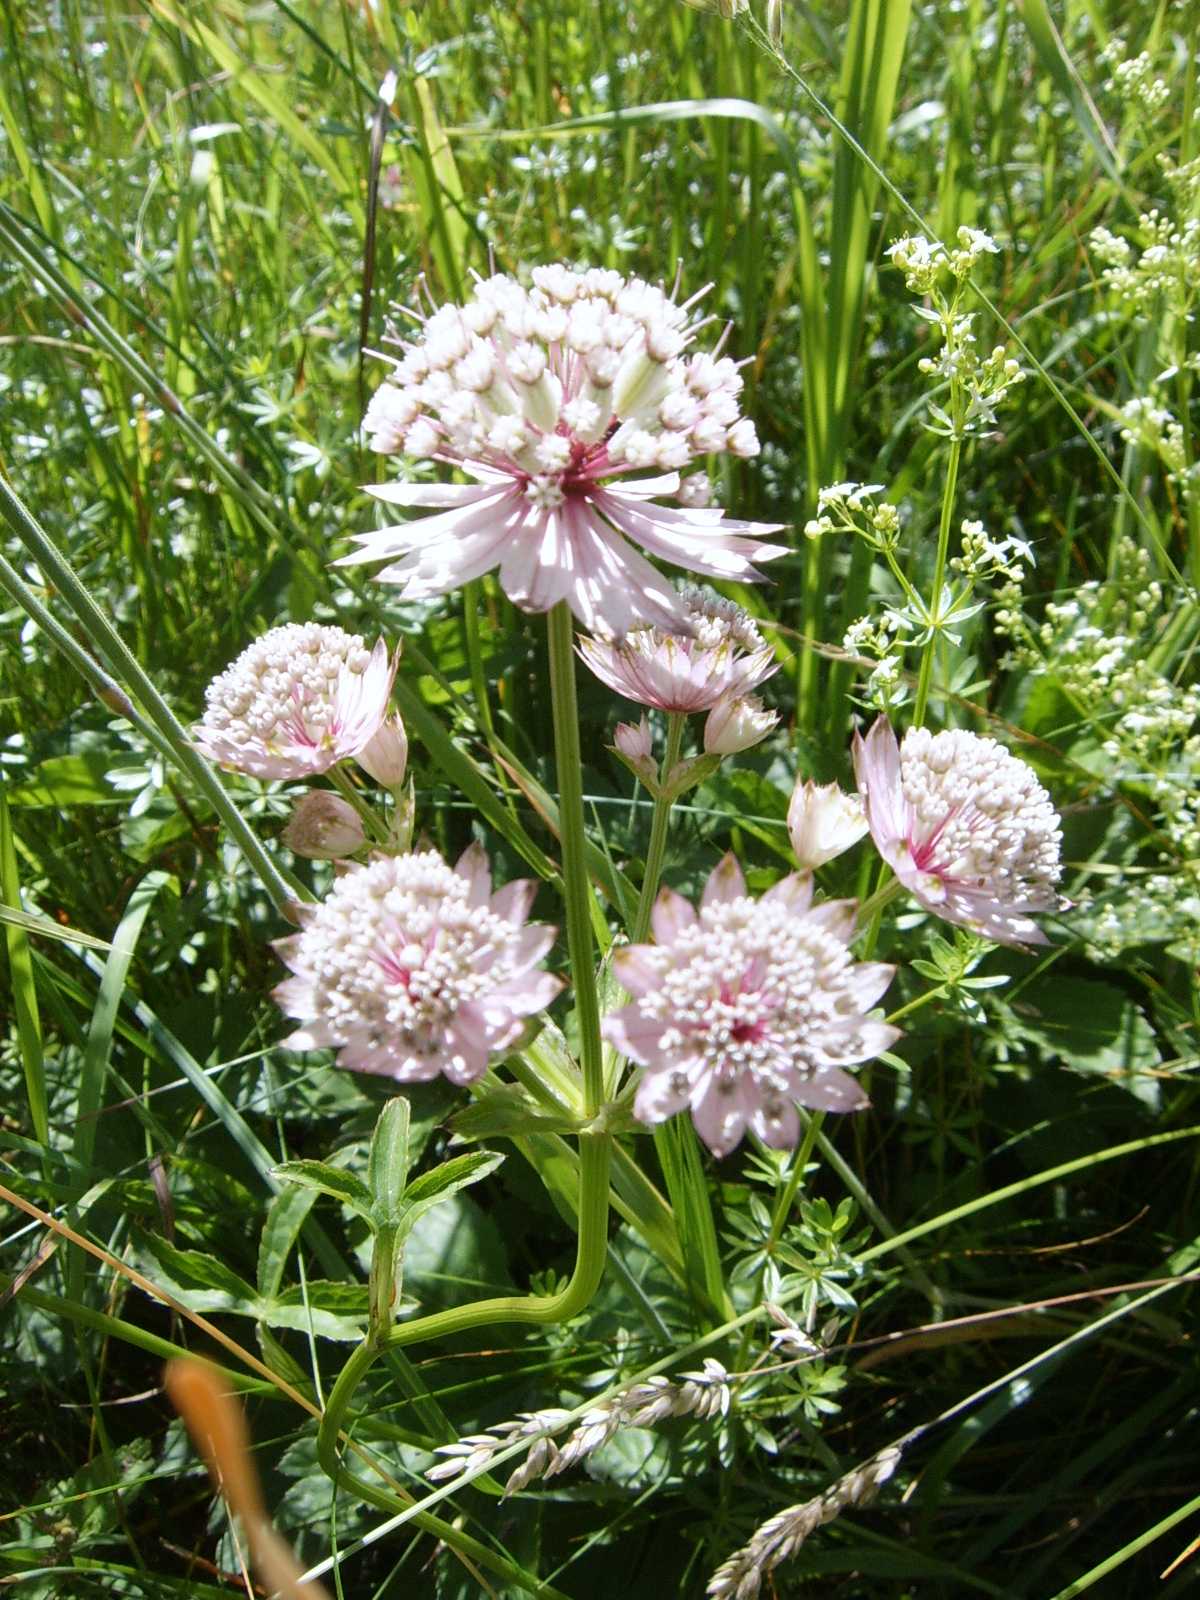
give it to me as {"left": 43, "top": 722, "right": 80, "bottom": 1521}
{"left": 273, "top": 1158, "right": 373, "bottom": 1219}
{"left": 398, "top": 1150, "right": 506, "bottom": 1238}
{"left": 367, "top": 1097, "right": 411, "bottom": 1229}
{"left": 448, "top": 1086, "right": 583, "bottom": 1142}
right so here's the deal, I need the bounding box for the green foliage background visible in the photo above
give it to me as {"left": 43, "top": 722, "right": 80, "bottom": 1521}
{"left": 1, "top": 0, "right": 1198, "bottom": 1595}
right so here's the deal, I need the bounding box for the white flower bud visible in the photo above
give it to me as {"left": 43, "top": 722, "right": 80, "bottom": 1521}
{"left": 787, "top": 779, "right": 869, "bottom": 871}
{"left": 356, "top": 713, "right": 408, "bottom": 788}
{"left": 703, "top": 693, "right": 778, "bottom": 755}
{"left": 283, "top": 792, "right": 366, "bottom": 860}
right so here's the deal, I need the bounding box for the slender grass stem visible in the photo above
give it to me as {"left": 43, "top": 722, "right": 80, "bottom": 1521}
{"left": 912, "top": 433, "right": 962, "bottom": 728}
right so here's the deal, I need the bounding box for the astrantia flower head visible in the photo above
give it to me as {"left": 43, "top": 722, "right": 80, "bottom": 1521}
{"left": 604, "top": 854, "right": 898, "bottom": 1157}
{"left": 343, "top": 265, "right": 787, "bottom": 635}
{"left": 195, "top": 623, "right": 393, "bottom": 781}
{"left": 274, "top": 845, "right": 562, "bottom": 1084}
{"left": 578, "top": 586, "right": 777, "bottom": 712}
{"left": 853, "top": 716, "right": 1063, "bottom": 946}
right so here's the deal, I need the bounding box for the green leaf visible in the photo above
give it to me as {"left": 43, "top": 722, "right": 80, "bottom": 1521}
{"left": 399, "top": 1150, "right": 506, "bottom": 1239}
{"left": 273, "top": 1158, "right": 374, "bottom": 1220}
{"left": 258, "top": 1184, "right": 320, "bottom": 1300}
{"left": 367, "top": 1097, "right": 411, "bottom": 1230}
{"left": 4, "top": 752, "right": 118, "bottom": 807}
{"left": 448, "top": 1085, "right": 584, "bottom": 1142}
{"left": 1010, "top": 977, "right": 1163, "bottom": 1109}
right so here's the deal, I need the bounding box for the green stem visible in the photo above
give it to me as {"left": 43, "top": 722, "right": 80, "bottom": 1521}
{"left": 624, "top": 713, "right": 727, "bottom": 1323}
{"left": 318, "top": 1134, "right": 611, "bottom": 1497}
{"left": 546, "top": 601, "right": 604, "bottom": 1116}
{"left": 0, "top": 471, "right": 297, "bottom": 912}
{"left": 326, "top": 764, "right": 392, "bottom": 846}
{"left": 912, "top": 432, "right": 962, "bottom": 728}
{"left": 631, "top": 711, "right": 686, "bottom": 942}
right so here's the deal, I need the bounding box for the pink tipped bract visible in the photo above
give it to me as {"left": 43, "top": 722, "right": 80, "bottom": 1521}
{"left": 343, "top": 265, "right": 787, "bottom": 635}
{"left": 604, "top": 853, "right": 898, "bottom": 1158}
{"left": 852, "top": 715, "right": 1063, "bottom": 947}
{"left": 274, "top": 845, "right": 562, "bottom": 1085}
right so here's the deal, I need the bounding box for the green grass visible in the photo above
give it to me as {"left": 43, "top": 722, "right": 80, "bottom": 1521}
{"left": 2, "top": 1, "right": 1199, "bottom": 1596}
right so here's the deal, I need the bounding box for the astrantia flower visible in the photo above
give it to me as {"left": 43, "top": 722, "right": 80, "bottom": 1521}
{"left": 605, "top": 854, "right": 898, "bottom": 1157}
{"left": 195, "top": 623, "right": 393, "bottom": 781}
{"left": 852, "top": 716, "right": 1063, "bottom": 946}
{"left": 703, "top": 692, "right": 778, "bottom": 755}
{"left": 578, "top": 586, "right": 777, "bottom": 712}
{"left": 342, "top": 265, "right": 787, "bottom": 634}
{"left": 274, "top": 845, "right": 562, "bottom": 1084}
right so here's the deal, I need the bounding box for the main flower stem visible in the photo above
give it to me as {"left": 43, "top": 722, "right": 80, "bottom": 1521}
{"left": 546, "top": 601, "right": 605, "bottom": 1117}
{"left": 317, "top": 606, "right": 613, "bottom": 1516}
{"left": 912, "top": 432, "right": 962, "bottom": 729}
{"left": 631, "top": 711, "right": 686, "bottom": 942}
{"left": 625, "top": 711, "right": 729, "bottom": 1325}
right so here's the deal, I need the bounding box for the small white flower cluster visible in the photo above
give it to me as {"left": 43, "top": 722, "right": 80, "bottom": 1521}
{"left": 888, "top": 225, "right": 998, "bottom": 295}
{"left": 1119, "top": 397, "right": 1188, "bottom": 481}
{"left": 364, "top": 265, "right": 759, "bottom": 481}
{"left": 1101, "top": 40, "right": 1170, "bottom": 115}
{"left": 426, "top": 1359, "right": 732, "bottom": 1495}
{"left": 996, "top": 541, "right": 1200, "bottom": 958}
{"left": 707, "top": 1444, "right": 904, "bottom": 1599}
{"left": 804, "top": 481, "right": 899, "bottom": 546}
{"left": 950, "top": 519, "right": 1035, "bottom": 583}
{"left": 1089, "top": 210, "right": 1200, "bottom": 318}
{"left": 889, "top": 233, "right": 1024, "bottom": 438}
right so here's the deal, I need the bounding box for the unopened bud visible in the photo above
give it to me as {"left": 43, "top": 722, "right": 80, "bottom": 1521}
{"left": 787, "top": 778, "right": 868, "bottom": 871}
{"left": 283, "top": 792, "right": 365, "bottom": 860}
{"left": 703, "top": 694, "right": 778, "bottom": 755}
{"left": 356, "top": 713, "right": 408, "bottom": 788}
{"left": 611, "top": 716, "right": 659, "bottom": 790}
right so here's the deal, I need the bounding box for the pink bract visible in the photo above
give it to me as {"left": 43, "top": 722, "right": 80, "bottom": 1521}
{"left": 274, "top": 845, "right": 562, "bottom": 1085}
{"left": 604, "top": 853, "right": 898, "bottom": 1158}
{"left": 852, "top": 716, "right": 1063, "bottom": 947}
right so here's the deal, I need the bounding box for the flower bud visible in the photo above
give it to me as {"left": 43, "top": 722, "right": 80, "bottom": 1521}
{"left": 703, "top": 694, "right": 778, "bottom": 755}
{"left": 283, "top": 792, "right": 366, "bottom": 860}
{"left": 356, "top": 713, "right": 408, "bottom": 788}
{"left": 611, "top": 716, "right": 660, "bottom": 791}
{"left": 787, "top": 779, "right": 869, "bottom": 871}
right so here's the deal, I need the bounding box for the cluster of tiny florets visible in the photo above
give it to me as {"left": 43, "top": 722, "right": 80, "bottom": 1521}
{"left": 273, "top": 849, "right": 558, "bottom": 1083}
{"left": 364, "top": 265, "right": 759, "bottom": 485}
{"left": 900, "top": 729, "right": 1062, "bottom": 909}
{"left": 426, "top": 1359, "right": 732, "bottom": 1495}
{"left": 578, "top": 585, "right": 776, "bottom": 715}
{"left": 194, "top": 623, "right": 389, "bottom": 779}
{"left": 707, "top": 1445, "right": 903, "bottom": 1600}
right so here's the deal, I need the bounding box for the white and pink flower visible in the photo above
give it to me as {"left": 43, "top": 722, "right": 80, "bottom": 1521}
{"left": 604, "top": 854, "right": 898, "bottom": 1158}
{"left": 578, "top": 586, "right": 777, "bottom": 713}
{"left": 342, "top": 265, "right": 787, "bottom": 635}
{"left": 274, "top": 846, "right": 562, "bottom": 1085}
{"left": 194, "top": 623, "right": 393, "bottom": 781}
{"left": 852, "top": 716, "right": 1063, "bottom": 947}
